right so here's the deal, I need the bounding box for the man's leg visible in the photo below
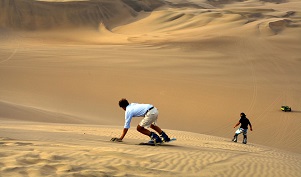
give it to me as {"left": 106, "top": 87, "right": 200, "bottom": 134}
{"left": 232, "top": 134, "right": 238, "bottom": 142}
{"left": 150, "top": 124, "right": 162, "bottom": 134}
{"left": 232, "top": 128, "right": 242, "bottom": 142}
{"left": 243, "top": 130, "right": 248, "bottom": 144}
{"left": 137, "top": 125, "right": 162, "bottom": 143}
{"left": 150, "top": 124, "right": 170, "bottom": 142}
{"left": 137, "top": 125, "right": 151, "bottom": 136}
{"left": 243, "top": 135, "right": 247, "bottom": 144}
{"left": 137, "top": 108, "right": 165, "bottom": 143}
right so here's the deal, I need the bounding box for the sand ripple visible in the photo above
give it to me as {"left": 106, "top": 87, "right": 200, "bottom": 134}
{"left": 1, "top": 123, "right": 300, "bottom": 177}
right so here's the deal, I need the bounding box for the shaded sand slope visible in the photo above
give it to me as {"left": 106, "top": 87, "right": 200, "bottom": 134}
{"left": 0, "top": 121, "right": 301, "bottom": 177}
{"left": 1, "top": 0, "right": 301, "bottom": 154}
{"left": 0, "top": 0, "right": 165, "bottom": 30}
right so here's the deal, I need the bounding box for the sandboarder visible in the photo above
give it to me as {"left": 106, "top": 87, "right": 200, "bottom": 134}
{"left": 232, "top": 112, "right": 253, "bottom": 144}
{"left": 111, "top": 98, "right": 171, "bottom": 144}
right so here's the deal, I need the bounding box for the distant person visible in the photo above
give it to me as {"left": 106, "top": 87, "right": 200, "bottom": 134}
{"left": 232, "top": 112, "right": 253, "bottom": 144}
{"left": 111, "top": 98, "right": 170, "bottom": 144}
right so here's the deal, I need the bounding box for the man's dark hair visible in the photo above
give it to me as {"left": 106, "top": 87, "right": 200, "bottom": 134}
{"left": 119, "top": 98, "right": 129, "bottom": 108}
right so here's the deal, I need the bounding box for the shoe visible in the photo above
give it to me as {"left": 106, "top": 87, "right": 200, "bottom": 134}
{"left": 160, "top": 131, "right": 171, "bottom": 142}
{"left": 150, "top": 132, "right": 163, "bottom": 144}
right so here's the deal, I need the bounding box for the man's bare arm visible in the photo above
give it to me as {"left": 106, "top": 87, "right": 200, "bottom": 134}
{"left": 233, "top": 122, "right": 240, "bottom": 128}
{"left": 120, "top": 128, "right": 128, "bottom": 140}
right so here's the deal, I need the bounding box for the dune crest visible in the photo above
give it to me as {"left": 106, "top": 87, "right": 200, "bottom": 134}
{"left": 0, "top": 0, "right": 165, "bottom": 30}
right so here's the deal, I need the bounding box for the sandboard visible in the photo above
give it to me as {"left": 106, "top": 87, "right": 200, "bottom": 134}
{"left": 139, "top": 138, "right": 177, "bottom": 146}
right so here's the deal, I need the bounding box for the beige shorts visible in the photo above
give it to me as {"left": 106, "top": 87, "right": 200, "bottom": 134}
{"left": 139, "top": 107, "right": 159, "bottom": 128}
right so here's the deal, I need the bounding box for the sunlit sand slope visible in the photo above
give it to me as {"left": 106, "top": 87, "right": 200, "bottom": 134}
{"left": 0, "top": 122, "right": 300, "bottom": 177}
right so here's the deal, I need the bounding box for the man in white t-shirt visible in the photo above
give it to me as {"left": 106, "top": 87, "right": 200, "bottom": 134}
{"left": 112, "top": 98, "right": 170, "bottom": 144}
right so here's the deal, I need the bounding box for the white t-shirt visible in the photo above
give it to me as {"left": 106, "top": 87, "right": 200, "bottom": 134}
{"left": 124, "top": 103, "right": 153, "bottom": 128}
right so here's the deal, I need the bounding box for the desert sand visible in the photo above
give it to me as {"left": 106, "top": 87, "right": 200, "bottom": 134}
{"left": 1, "top": 0, "right": 301, "bottom": 176}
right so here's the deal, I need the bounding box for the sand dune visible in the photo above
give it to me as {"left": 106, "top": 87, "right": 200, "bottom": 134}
{"left": 1, "top": 0, "right": 301, "bottom": 176}
{"left": 0, "top": 0, "right": 164, "bottom": 30}
{"left": 1, "top": 122, "right": 301, "bottom": 177}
